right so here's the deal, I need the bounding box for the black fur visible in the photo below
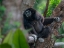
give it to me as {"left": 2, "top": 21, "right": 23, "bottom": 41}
{"left": 23, "top": 8, "right": 36, "bottom": 30}
{"left": 23, "top": 8, "right": 36, "bottom": 21}
{"left": 43, "top": 18, "right": 55, "bottom": 25}
{"left": 23, "top": 8, "right": 52, "bottom": 38}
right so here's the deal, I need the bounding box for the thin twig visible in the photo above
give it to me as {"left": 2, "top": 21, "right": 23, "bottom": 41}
{"left": 43, "top": 0, "right": 50, "bottom": 17}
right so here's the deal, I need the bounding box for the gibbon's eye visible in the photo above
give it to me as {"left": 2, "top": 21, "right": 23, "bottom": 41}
{"left": 24, "top": 10, "right": 32, "bottom": 18}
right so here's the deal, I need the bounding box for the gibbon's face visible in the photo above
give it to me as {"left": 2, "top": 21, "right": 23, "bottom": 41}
{"left": 23, "top": 8, "right": 38, "bottom": 21}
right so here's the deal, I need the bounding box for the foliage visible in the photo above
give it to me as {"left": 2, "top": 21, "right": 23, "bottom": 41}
{"left": 58, "top": 22, "right": 64, "bottom": 41}
{"left": 0, "top": 6, "right": 20, "bottom": 35}
{"left": 58, "top": 22, "right": 64, "bottom": 34}
{"left": 13, "top": 29, "right": 29, "bottom": 48}
{"left": 0, "top": 6, "right": 6, "bottom": 21}
{"left": 34, "top": 0, "right": 47, "bottom": 14}
{"left": 0, "top": 0, "right": 3, "bottom": 5}
{"left": 0, "top": 43, "right": 12, "bottom": 48}
{"left": 3, "top": 31, "right": 13, "bottom": 44}
{"left": 0, "top": 29, "right": 29, "bottom": 48}
{"left": 34, "top": 0, "right": 61, "bottom": 16}
{"left": 34, "top": 0, "right": 42, "bottom": 10}
{"left": 47, "top": 0, "right": 61, "bottom": 17}
{"left": 2, "top": 21, "right": 21, "bottom": 35}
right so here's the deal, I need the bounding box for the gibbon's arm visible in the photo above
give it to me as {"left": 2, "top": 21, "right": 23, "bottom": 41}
{"left": 43, "top": 17, "right": 60, "bottom": 25}
{"left": 43, "top": 18, "right": 55, "bottom": 25}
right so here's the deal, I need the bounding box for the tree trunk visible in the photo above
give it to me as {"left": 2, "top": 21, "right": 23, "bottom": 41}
{"left": 51, "top": 0, "right": 64, "bottom": 48}
{"left": 51, "top": 0, "right": 64, "bottom": 36}
{"left": 35, "top": 35, "right": 55, "bottom": 48}
{"left": 3, "top": 0, "right": 35, "bottom": 29}
{"left": 2, "top": 0, "right": 55, "bottom": 48}
{"left": 2, "top": 0, "right": 35, "bottom": 38}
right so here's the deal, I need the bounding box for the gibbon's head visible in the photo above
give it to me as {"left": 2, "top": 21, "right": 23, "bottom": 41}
{"left": 23, "top": 8, "right": 37, "bottom": 21}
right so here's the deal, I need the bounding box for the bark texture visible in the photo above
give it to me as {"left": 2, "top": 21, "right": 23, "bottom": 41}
{"left": 35, "top": 35, "right": 55, "bottom": 48}
{"left": 51, "top": 0, "right": 64, "bottom": 36}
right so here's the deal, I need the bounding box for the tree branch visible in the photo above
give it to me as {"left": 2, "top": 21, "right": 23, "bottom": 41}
{"left": 56, "top": 34, "right": 64, "bottom": 39}
{"left": 54, "top": 42, "right": 64, "bottom": 47}
{"left": 43, "top": 0, "right": 49, "bottom": 17}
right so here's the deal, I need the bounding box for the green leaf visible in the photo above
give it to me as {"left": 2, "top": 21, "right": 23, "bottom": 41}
{"left": 3, "top": 31, "right": 13, "bottom": 45}
{"left": 13, "top": 22, "right": 21, "bottom": 27}
{"left": 0, "top": 43, "right": 12, "bottom": 48}
{"left": 13, "top": 29, "right": 29, "bottom": 48}
{"left": 62, "top": 38, "right": 64, "bottom": 42}
{"left": 62, "top": 22, "right": 64, "bottom": 31}
{"left": 0, "top": 6, "right": 6, "bottom": 11}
